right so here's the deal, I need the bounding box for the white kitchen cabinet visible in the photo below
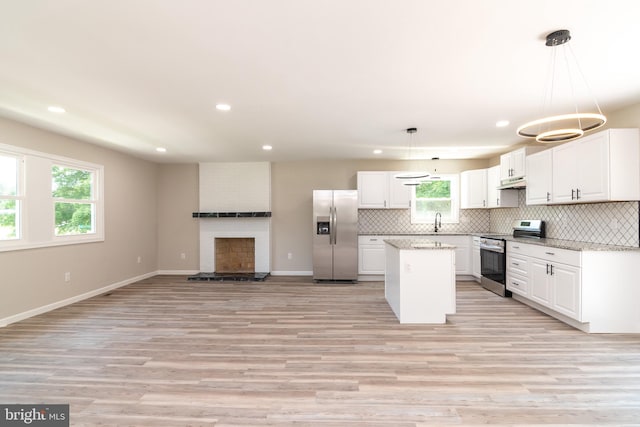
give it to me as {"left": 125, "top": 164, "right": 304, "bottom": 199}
{"left": 358, "top": 236, "right": 387, "bottom": 275}
{"left": 500, "top": 147, "right": 543, "bottom": 183}
{"left": 429, "top": 235, "right": 471, "bottom": 276}
{"left": 507, "top": 241, "right": 582, "bottom": 321}
{"left": 357, "top": 171, "right": 411, "bottom": 209}
{"left": 486, "top": 165, "right": 518, "bottom": 208}
{"left": 507, "top": 242, "right": 640, "bottom": 333}
{"left": 471, "top": 236, "right": 481, "bottom": 280}
{"left": 359, "top": 234, "right": 472, "bottom": 278}
{"left": 525, "top": 149, "right": 553, "bottom": 205}
{"left": 551, "top": 128, "right": 640, "bottom": 204}
{"left": 460, "top": 169, "right": 487, "bottom": 209}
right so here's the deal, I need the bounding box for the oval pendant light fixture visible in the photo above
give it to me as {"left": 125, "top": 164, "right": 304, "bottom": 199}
{"left": 517, "top": 29, "right": 606, "bottom": 143}
{"left": 395, "top": 127, "right": 430, "bottom": 182}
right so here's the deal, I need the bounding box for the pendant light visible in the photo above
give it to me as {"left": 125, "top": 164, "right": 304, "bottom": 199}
{"left": 395, "top": 127, "right": 430, "bottom": 185}
{"left": 517, "top": 29, "right": 606, "bottom": 143}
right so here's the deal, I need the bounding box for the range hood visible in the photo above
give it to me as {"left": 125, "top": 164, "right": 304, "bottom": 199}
{"left": 498, "top": 178, "right": 526, "bottom": 189}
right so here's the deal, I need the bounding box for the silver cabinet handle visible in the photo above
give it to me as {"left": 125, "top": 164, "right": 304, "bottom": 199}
{"left": 545, "top": 252, "right": 555, "bottom": 256}
{"left": 571, "top": 189, "right": 575, "bottom": 200}
{"left": 546, "top": 192, "right": 551, "bottom": 202}
{"left": 546, "top": 263, "right": 550, "bottom": 274}
{"left": 512, "top": 262, "right": 519, "bottom": 266}
{"left": 576, "top": 188, "right": 581, "bottom": 200}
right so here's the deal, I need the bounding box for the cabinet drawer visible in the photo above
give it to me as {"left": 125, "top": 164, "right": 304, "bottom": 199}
{"left": 507, "top": 274, "right": 528, "bottom": 296}
{"left": 529, "top": 245, "right": 581, "bottom": 266}
{"left": 507, "top": 255, "right": 528, "bottom": 276}
{"left": 507, "top": 241, "right": 533, "bottom": 256}
{"left": 359, "top": 236, "right": 386, "bottom": 246}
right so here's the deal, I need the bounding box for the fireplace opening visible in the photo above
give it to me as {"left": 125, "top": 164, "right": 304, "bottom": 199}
{"left": 215, "top": 237, "right": 255, "bottom": 273}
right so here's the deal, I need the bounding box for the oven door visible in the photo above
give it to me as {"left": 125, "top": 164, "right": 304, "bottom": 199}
{"left": 480, "top": 247, "right": 506, "bottom": 285}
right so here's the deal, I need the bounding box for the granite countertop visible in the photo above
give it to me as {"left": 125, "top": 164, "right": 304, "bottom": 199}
{"left": 360, "top": 232, "right": 472, "bottom": 236}
{"left": 360, "top": 232, "right": 640, "bottom": 252}
{"left": 384, "top": 238, "right": 456, "bottom": 250}
{"left": 505, "top": 236, "right": 640, "bottom": 252}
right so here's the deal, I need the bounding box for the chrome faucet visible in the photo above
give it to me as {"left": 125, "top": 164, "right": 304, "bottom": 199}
{"left": 434, "top": 212, "right": 442, "bottom": 232}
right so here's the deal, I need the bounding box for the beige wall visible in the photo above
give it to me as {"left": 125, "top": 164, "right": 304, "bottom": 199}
{"left": 0, "top": 117, "right": 158, "bottom": 322}
{"left": 156, "top": 163, "right": 199, "bottom": 272}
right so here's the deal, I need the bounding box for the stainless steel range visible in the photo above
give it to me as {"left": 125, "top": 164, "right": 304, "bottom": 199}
{"left": 480, "top": 220, "right": 545, "bottom": 297}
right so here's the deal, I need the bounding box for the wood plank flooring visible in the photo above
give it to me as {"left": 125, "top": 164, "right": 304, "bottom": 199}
{"left": 1, "top": 276, "right": 640, "bottom": 426}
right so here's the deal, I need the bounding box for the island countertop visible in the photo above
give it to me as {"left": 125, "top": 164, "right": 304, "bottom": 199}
{"left": 384, "top": 238, "right": 456, "bottom": 250}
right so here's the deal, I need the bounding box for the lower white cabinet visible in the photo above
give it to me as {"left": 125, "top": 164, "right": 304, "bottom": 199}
{"left": 358, "top": 236, "right": 388, "bottom": 275}
{"left": 359, "top": 235, "right": 472, "bottom": 277}
{"left": 472, "top": 236, "right": 481, "bottom": 280}
{"left": 507, "top": 242, "right": 582, "bottom": 320}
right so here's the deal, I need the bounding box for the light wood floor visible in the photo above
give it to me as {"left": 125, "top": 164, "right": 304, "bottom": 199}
{"left": 2, "top": 276, "right": 640, "bottom": 426}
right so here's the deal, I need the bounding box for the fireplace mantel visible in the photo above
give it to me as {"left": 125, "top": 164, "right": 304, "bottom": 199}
{"left": 193, "top": 212, "right": 271, "bottom": 218}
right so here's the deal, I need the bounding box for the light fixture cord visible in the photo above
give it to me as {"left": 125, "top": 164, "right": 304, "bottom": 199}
{"left": 567, "top": 42, "right": 605, "bottom": 116}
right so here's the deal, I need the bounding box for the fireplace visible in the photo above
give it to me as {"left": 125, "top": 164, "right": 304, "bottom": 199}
{"left": 197, "top": 217, "right": 270, "bottom": 273}
{"left": 215, "top": 237, "right": 255, "bottom": 273}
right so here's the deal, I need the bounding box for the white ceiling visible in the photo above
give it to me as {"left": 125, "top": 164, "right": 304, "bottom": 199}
{"left": 1, "top": 0, "right": 640, "bottom": 163}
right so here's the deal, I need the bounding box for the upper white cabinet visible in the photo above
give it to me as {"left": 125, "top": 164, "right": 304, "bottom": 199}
{"left": 357, "top": 171, "right": 411, "bottom": 209}
{"left": 525, "top": 149, "right": 553, "bottom": 205}
{"left": 460, "top": 169, "right": 487, "bottom": 209}
{"left": 551, "top": 128, "right": 640, "bottom": 204}
{"left": 500, "top": 146, "right": 544, "bottom": 183}
{"left": 487, "top": 165, "right": 518, "bottom": 208}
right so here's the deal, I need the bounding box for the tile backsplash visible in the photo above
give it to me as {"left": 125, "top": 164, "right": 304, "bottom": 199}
{"left": 491, "top": 191, "right": 639, "bottom": 247}
{"left": 358, "top": 191, "right": 640, "bottom": 247}
{"left": 358, "top": 208, "right": 490, "bottom": 235}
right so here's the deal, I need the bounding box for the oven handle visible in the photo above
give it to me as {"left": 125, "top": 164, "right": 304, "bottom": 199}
{"left": 480, "top": 245, "right": 505, "bottom": 253}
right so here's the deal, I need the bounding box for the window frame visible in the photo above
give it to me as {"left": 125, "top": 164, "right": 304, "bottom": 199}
{"left": 0, "top": 151, "right": 23, "bottom": 241}
{"left": 52, "top": 162, "right": 98, "bottom": 238}
{"left": 410, "top": 174, "right": 460, "bottom": 224}
{"left": 0, "top": 143, "right": 104, "bottom": 252}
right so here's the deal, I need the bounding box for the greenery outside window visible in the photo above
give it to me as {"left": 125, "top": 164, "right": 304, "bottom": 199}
{"left": 0, "top": 154, "right": 20, "bottom": 240}
{"left": 410, "top": 174, "right": 459, "bottom": 224}
{"left": 52, "top": 165, "right": 96, "bottom": 236}
{"left": 0, "top": 142, "right": 104, "bottom": 252}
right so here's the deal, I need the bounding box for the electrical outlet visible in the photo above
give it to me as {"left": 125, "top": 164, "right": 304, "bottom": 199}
{"left": 287, "top": 252, "right": 292, "bottom": 260}
{"left": 137, "top": 256, "right": 142, "bottom": 264}
{"left": 64, "top": 272, "right": 71, "bottom": 282}
{"left": 180, "top": 253, "right": 186, "bottom": 260}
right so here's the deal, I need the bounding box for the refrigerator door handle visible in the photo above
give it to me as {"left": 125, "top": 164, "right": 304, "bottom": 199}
{"left": 333, "top": 207, "right": 338, "bottom": 245}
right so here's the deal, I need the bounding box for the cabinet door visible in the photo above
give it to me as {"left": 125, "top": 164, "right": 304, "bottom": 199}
{"left": 500, "top": 153, "right": 512, "bottom": 181}
{"left": 511, "top": 148, "right": 527, "bottom": 179}
{"left": 358, "top": 245, "right": 386, "bottom": 274}
{"left": 357, "top": 172, "right": 388, "bottom": 208}
{"left": 552, "top": 142, "right": 579, "bottom": 203}
{"left": 526, "top": 149, "right": 553, "bottom": 205}
{"left": 530, "top": 259, "right": 552, "bottom": 307}
{"left": 460, "top": 169, "right": 487, "bottom": 209}
{"left": 430, "top": 235, "right": 470, "bottom": 275}
{"left": 388, "top": 173, "right": 411, "bottom": 208}
{"left": 552, "top": 263, "right": 581, "bottom": 320}
{"left": 576, "top": 132, "right": 609, "bottom": 202}
{"left": 487, "top": 165, "right": 518, "bottom": 208}
{"left": 472, "top": 238, "right": 481, "bottom": 279}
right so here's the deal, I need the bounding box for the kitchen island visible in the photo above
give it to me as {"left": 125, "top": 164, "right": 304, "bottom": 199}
{"left": 385, "top": 239, "right": 456, "bottom": 323}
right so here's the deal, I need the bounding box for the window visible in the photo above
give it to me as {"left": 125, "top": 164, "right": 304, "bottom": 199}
{"left": 0, "top": 142, "right": 103, "bottom": 252}
{"left": 52, "top": 165, "right": 95, "bottom": 236}
{"left": 0, "top": 153, "right": 21, "bottom": 240}
{"left": 410, "top": 174, "right": 459, "bottom": 224}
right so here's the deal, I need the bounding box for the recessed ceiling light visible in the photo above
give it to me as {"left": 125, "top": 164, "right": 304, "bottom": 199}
{"left": 47, "top": 106, "right": 65, "bottom": 113}
{"left": 156, "top": 147, "right": 167, "bottom": 153}
{"left": 215, "top": 103, "right": 231, "bottom": 111}
{"left": 496, "top": 120, "right": 510, "bottom": 127}
{"left": 262, "top": 145, "right": 273, "bottom": 151}
{"left": 373, "top": 149, "right": 382, "bottom": 154}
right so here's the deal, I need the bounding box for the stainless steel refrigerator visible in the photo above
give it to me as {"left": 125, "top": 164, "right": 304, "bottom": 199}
{"left": 312, "top": 190, "right": 358, "bottom": 281}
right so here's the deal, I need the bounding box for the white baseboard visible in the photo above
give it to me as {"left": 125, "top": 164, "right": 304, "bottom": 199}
{"left": 0, "top": 271, "right": 157, "bottom": 328}
{"left": 156, "top": 269, "right": 200, "bottom": 275}
{"left": 270, "top": 270, "right": 313, "bottom": 276}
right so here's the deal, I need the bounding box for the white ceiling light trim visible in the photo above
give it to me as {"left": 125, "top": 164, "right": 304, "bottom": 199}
{"left": 517, "top": 29, "right": 606, "bottom": 144}
{"left": 215, "top": 103, "right": 231, "bottom": 111}
{"left": 47, "top": 106, "right": 65, "bottom": 113}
